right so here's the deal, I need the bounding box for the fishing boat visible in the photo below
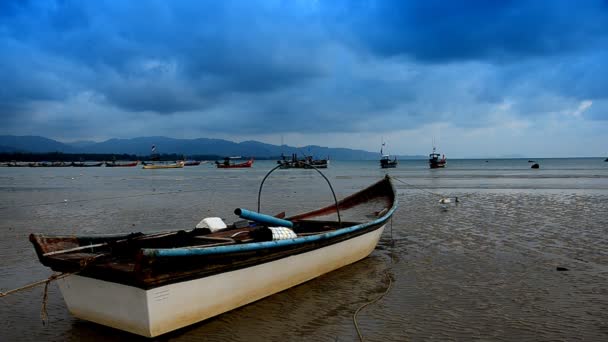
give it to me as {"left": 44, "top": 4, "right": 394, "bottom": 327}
{"left": 29, "top": 161, "right": 70, "bottom": 167}
{"left": 71, "top": 161, "right": 104, "bottom": 167}
{"left": 215, "top": 157, "right": 254, "bottom": 168}
{"left": 105, "top": 161, "right": 139, "bottom": 167}
{"left": 277, "top": 154, "right": 329, "bottom": 169}
{"left": 29, "top": 175, "right": 397, "bottom": 337}
{"left": 1, "top": 161, "right": 28, "bottom": 167}
{"left": 142, "top": 161, "right": 184, "bottom": 169}
{"left": 429, "top": 147, "right": 446, "bottom": 169}
{"left": 183, "top": 160, "right": 202, "bottom": 166}
{"left": 380, "top": 155, "right": 398, "bottom": 168}
{"left": 379, "top": 142, "right": 398, "bottom": 168}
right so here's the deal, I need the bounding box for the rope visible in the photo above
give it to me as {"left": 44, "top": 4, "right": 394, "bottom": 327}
{"left": 352, "top": 217, "right": 395, "bottom": 342}
{"left": 0, "top": 272, "right": 71, "bottom": 298}
{"left": 353, "top": 270, "right": 393, "bottom": 341}
{"left": 389, "top": 175, "right": 462, "bottom": 205}
{"left": 389, "top": 175, "right": 446, "bottom": 198}
{"left": 1, "top": 253, "right": 104, "bottom": 327}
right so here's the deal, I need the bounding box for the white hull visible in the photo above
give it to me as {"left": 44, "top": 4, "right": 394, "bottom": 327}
{"left": 57, "top": 226, "right": 385, "bottom": 337}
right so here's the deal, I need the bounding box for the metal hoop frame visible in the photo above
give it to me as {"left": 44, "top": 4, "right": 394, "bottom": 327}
{"left": 257, "top": 161, "right": 342, "bottom": 227}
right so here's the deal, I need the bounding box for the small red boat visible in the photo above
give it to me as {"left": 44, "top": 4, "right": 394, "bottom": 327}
{"left": 215, "top": 157, "right": 254, "bottom": 168}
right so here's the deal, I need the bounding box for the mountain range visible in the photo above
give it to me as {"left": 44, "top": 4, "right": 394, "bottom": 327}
{"left": 0, "top": 135, "right": 425, "bottom": 160}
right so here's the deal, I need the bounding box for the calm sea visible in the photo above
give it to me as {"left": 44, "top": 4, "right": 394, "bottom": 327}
{"left": 1, "top": 158, "right": 607, "bottom": 341}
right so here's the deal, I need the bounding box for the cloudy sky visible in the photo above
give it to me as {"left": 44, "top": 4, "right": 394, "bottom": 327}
{"left": 1, "top": 0, "right": 607, "bottom": 157}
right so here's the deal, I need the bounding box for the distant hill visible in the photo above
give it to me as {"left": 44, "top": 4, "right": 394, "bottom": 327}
{"left": 0, "top": 135, "right": 75, "bottom": 153}
{"left": 0, "top": 135, "right": 425, "bottom": 160}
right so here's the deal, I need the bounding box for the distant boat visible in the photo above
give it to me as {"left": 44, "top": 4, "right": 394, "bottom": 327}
{"left": 429, "top": 146, "right": 446, "bottom": 169}
{"left": 380, "top": 155, "right": 398, "bottom": 168}
{"left": 105, "top": 161, "right": 139, "bottom": 167}
{"left": 379, "top": 141, "right": 397, "bottom": 168}
{"left": 35, "top": 161, "right": 71, "bottom": 167}
{"left": 71, "top": 162, "right": 104, "bottom": 167}
{"left": 528, "top": 160, "right": 535, "bottom": 163}
{"left": 277, "top": 154, "right": 329, "bottom": 169}
{"left": 142, "top": 162, "right": 184, "bottom": 169}
{"left": 28, "top": 176, "right": 397, "bottom": 337}
{"left": 1, "top": 161, "right": 28, "bottom": 167}
{"left": 215, "top": 158, "right": 254, "bottom": 168}
{"left": 183, "top": 160, "right": 202, "bottom": 166}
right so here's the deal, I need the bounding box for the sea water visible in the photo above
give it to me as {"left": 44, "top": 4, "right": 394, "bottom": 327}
{"left": 0, "top": 158, "right": 607, "bottom": 340}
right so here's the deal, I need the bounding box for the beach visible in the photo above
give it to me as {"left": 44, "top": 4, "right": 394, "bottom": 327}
{"left": 1, "top": 158, "right": 607, "bottom": 341}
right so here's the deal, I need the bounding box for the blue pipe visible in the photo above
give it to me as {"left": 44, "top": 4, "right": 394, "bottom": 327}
{"left": 234, "top": 208, "right": 293, "bottom": 228}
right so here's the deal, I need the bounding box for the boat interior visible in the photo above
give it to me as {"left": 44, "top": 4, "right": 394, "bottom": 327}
{"left": 31, "top": 217, "right": 369, "bottom": 259}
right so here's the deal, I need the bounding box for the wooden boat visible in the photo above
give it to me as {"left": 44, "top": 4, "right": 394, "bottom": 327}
{"left": 429, "top": 146, "right": 446, "bottom": 169}
{"left": 1, "top": 161, "right": 28, "bottom": 167}
{"left": 105, "top": 161, "right": 139, "bottom": 167}
{"left": 142, "top": 162, "right": 184, "bottom": 169}
{"left": 29, "top": 176, "right": 397, "bottom": 337}
{"left": 277, "top": 154, "right": 329, "bottom": 169}
{"left": 380, "top": 154, "right": 398, "bottom": 168}
{"left": 379, "top": 141, "right": 398, "bottom": 169}
{"left": 215, "top": 157, "right": 254, "bottom": 168}
{"left": 183, "top": 160, "right": 201, "bottom": 166}
{"left": 71, "top": 162, "right": 104, "bottom": 167}
{"left": 32, "top": 161, "right": 71, "bottom": 167}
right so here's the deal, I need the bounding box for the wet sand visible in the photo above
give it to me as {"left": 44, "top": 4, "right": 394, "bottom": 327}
{"left": 1, "top": 159, "right": 607, "bottom": 341}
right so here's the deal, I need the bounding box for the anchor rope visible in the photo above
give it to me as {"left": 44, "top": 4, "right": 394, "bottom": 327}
{"left": 389, "top": 175, "right": 450, "bottom": 199}
{"left": 0, "top": 272, "right": 74, "bottom": 298}
{"left": 0, "top": 253, "right": 104, "bottom": 325}
{"left": 352, "top": 217, "right": 395, "bottom": 342}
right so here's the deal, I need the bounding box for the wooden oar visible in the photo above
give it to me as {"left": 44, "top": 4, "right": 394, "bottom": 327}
{"left": 43, "top": 243, "right": 109, "bottom": 256}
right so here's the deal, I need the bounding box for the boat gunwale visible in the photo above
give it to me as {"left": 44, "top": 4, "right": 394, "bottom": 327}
{"left": 30, "top": 177, "right": 397, "bottom": 260}
{"left": 142, "top": 177, "right": 398, "bottom": 258}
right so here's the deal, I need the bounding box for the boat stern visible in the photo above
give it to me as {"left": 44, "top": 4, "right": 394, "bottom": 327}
{"left": 57, "top": 275, "right": 154, "bottom": 337}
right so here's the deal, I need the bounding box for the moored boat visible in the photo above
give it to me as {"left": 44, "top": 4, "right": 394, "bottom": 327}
{"left": 380, "top": 155, "right": 398, "bottom": 168}
{"left": 29, "top": 175, "right": 397, "bottom": 337}
{"left": 379, "top": 141, "right": 398, "bottom": 168}
{"left": 215, "top": 157, "right": 254, "bottom": 168}
{"left": 71, "top": 161, "right": 104, "bottom": 167}
{"left": 1, "top": 161, "right": 28, "bottom": 167}
{"left": 183, "top": 160, "right": 202, "bottom": 166}
{"left": 429, "top": 147, "right": 446, "bottom": 169}
{"left": 277, "top": 154, "right": 329, "bottom": 169}
{"left": 142, "top": 161, "right": 184, "bottom": 169}
{"left": 105, "top": 161, "right": 139, "bottom": 167}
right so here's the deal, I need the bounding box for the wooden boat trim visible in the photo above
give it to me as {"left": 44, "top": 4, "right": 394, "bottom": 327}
{"left": 141, "top": 177, "right": 397, "bottom": 258}
{"left": 142, "top": 209, "right": 395, "bottom": 258}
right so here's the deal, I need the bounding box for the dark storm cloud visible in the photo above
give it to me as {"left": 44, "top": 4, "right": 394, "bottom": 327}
{"left": 0, "top": 1, "right": 329, "bottom": 114}
{"left": 1, "top": 0, "right": 607, "bottom": 140}
{"left": 323, "top": 0, "right": 608, "bottom": 62}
